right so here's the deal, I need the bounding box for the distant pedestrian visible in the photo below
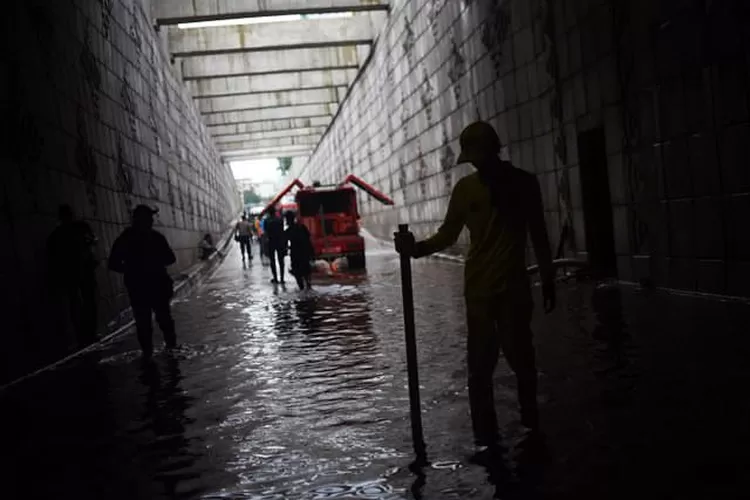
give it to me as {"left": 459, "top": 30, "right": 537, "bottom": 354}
{"left": 46, "top": 204, "right": 99, "bottom": 348}
{"left": 199, "top": 233, "right": 218, "bottom": 261}
{"left": 395, "top": 122, "right": 556, "bottom": 459}
{"left": 257, "top": 216, "right": 268, "bottom": 264}
{"left": 234, "top": 214, "right": 253, "bottom": 262}
{"left": 108, "top": 205, "right": 177, "bottom": 358}
{"left": 284, "top": 211, "right": 314, "bottom": 290}
{"left": 264, "top": 205, "right": 286, "bottom": 283}
{"left": 249, "top": 216, "right": 260, "bottom": 245}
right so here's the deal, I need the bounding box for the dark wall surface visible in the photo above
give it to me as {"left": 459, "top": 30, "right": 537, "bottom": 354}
{"left": 0, "top": 0, "right": 240, "bottom": 382}
{"left": 294, "top": 0, "right": 750, "bottom": 297}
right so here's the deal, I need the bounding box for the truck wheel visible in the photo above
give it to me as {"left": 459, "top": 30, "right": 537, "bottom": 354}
{"left": 348, "top": 252, "right": 366, "bottom": 269}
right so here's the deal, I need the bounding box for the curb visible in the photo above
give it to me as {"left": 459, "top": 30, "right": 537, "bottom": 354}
{"left": 0, "top": 226, "right": 236, "bottom": 394}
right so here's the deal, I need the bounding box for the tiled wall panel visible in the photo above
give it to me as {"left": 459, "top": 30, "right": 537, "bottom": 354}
{"left": 0, "top": 0, "right": 240, "bottom": 381}
{"left": 290, "top": 0, "right": 750, "bottom": 298}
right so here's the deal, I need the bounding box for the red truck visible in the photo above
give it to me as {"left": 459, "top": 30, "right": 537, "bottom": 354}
{"left": 261, "top": 175, "right": 394, "bottom": 269}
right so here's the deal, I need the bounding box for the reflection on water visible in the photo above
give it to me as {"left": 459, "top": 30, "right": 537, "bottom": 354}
{"left": 3, "top": 246, "right": 750, "bottom": 499}
{"left": 138, "top": 356, "right": 199, "bottom": 498}
{"left": 590, "top": 285, "right": 637, "bottom": 408}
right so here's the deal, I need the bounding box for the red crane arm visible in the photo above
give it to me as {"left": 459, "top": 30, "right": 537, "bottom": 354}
{"left": 260, "top": 178, "right": 305, "bottom": 217}
{"left": 339, "top": 174, "right": 394, "bottom": 205}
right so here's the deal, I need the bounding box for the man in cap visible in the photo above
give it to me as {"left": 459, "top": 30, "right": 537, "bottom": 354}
{"left": 395, "top": 121, "right": 555, "bottom": 454}
{"left": 108, "top": 205, "right": 177, "bottom": 358}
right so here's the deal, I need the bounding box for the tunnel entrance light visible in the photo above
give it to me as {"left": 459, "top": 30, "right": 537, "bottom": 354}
{"left": 177, "top": 12, "right": 354, "bottom": 30}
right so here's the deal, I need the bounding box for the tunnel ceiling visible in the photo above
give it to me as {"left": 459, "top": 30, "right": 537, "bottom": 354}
{"left": 155, "top": 0, "right": 390, "bottom": 162}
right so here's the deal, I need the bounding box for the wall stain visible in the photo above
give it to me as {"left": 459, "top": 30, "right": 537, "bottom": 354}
{"left": 427, "top": 0, "right": 445, "bottom": 41}
{"left": 403, "top": 17, "right": 416, "bottom": 68}
{"left": 81, "top": 22, "right": 102, "bottom": 120}
{"left": 116, "top": 134, "right": 134, "bottom": 214}
{"left": 541, "top": 0, "right": 577, "bottom": 254}
{"left": 121, "top": 66, "right": 139, "bottom": 140}
{"left": 128, "top": 3, "right": 142, "bottom": 68}
{"left": 421, "top": 69, "right": 435, "bottom": 127}
{"left": 398, "top": 156, "right": 408, "bottom": 204}
{"left": 418, "top": 148, "right": 429, "bottom": 199}
{"left": 481, "top": 0, "right": 512, "bottom": 79}
{"left": 147, "top": 155, "right": 160, "bottom": 200}
{"left": 447, "top": 32, "right": 466, "bottom": 108}
{"left": 75, "top": 107, "right": 99, "bottom": 215}
{"left": 98, "top": 0, "right": 114, "bottom": 40}
{"left": 440, "top": 124, "right": 455, "bottom": 194}
{"left": 167, "top": 170, "right": 177, "bottom": 220}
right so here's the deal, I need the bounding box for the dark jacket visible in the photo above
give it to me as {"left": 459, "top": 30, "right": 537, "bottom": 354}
{"left": 108, "top": 227, "right": 176, "bottom": 291}
{"left": 264, "top": 215, "right": 285, "bottom": 246}
{"left": 285, "top": 223, "right": 314, "bottom": 261}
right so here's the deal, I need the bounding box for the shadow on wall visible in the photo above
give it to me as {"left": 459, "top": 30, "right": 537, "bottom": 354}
{"left": 0, "top": 0, "right": 240, "bottom": 384}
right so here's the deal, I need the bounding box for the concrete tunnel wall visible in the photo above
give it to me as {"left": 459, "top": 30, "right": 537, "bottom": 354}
{"left": 0, "top": 0, "right": 240, "bottom": 382}
{"left": 292, "top": 0, "right": 750, "bottom": 298}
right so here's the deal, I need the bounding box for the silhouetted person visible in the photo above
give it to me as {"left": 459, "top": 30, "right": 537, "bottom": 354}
{"left": 284, "top": 211, "right": 314, "bottom": 290}
{"left": 264, "top": 205, "right": 286, "bottom": 283}
{"left": 395, "top": 122, "right": 556, "bottom": 455}
{"left": 199, "top": 233, "right": 217, "bottom": 261}
{"left": 46, "top": 204, "right": 99, "bottom": 348}
{"left": 234, "top": 214, "right": 253, "bottom": 262}
{"left": 108, "top": 205, "right": 177, "bottom": 358}
{"left": 259, "top": 215, "right": 271, "bottom": 265}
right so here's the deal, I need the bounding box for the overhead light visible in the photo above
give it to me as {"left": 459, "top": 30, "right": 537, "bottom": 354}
{"left": 177, "top": 12, "right": 353, "bottom": 29}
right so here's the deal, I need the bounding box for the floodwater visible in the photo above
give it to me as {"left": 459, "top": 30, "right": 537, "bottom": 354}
{"left": 3, "top": 239, "right": 750, "bottom": 499}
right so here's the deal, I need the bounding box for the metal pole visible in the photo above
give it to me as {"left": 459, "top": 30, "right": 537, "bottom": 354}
{"left": 397, "top": 224, "right": 427, "bottom": 461}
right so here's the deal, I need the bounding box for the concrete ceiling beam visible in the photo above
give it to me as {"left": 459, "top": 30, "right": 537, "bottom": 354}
{"left": 224, "top": 153, "right": 311, "bottom": 162}
{"left": 181, "top": 45, "right": 369, "bottom": 80}
{"left": 215, "top": 133, "right": 321, "bottom": 145}
{"left": 193, "top": 84, "right": 347, "bottom": 100}
{"left": 183, "top": 65, "right": 359, "bottom": 81}
{"left": 187, "top": 70, "right": 356, "bottom": 96}
{"left": 221, "top": 146, "right": 314, "bottom": 160}
{"left": 221, "top": 145, "right": 313, "bottom": 155}
{"left": 154, "top": 1, "right": 390, "bottom": 25}
{"left": 208, "top": 116, "right": 331, "bottom": 135}
{"left": 210, "top": 127, "right": 328, "bottom": 140}
{"left": 204, "top": 103, "right": 337, "bottom": 126}
{"left": 216, "top": 136, "right": 320, "bottom": 150}
{"left": 198, "top": 87, "right": 344, "bottom": 114}
{"left": 168, "top": 14, "right": 382, "bottom": 56}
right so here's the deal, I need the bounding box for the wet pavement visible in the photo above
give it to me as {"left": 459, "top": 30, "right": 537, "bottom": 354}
{"left": 3, "top": 239, "right": 750, "bottom": 499}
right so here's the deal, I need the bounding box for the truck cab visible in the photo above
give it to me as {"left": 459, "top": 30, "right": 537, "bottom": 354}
{"left": 296, "top": 185, "right": 366, "bottom": 268}
{"left": 261, "top": 175, "right": 393, "bottom": 271}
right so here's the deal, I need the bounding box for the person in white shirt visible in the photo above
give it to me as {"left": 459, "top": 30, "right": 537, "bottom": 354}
{"left": 234, "top": 214, "right": 254, "bottom": 262}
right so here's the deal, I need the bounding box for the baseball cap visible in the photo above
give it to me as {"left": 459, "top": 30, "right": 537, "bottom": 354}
{"left": 133, "top": 204, "right": 158, "bottom": 218}
{"left": 456, "top": 121, "right": 502, "bottom": 165}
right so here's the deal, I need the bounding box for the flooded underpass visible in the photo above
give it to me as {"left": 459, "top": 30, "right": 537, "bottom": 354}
{"left": 3, "top": 240, "right": 750, "bottom": 499}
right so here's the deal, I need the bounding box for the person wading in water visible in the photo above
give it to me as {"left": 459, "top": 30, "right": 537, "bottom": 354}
{"left": 108, "top": 205, "right": 177, "bottom": 359}
{"left": 264, "top": 205, "right": 286, "bottom": 284}
{"left": 234, "top": 214, "right": 254, "bottom": 263}
{"left": 284, "top": 211, "right": 314, "bottom": 290}
{"left": 395, "top": 121, "right": 555, "bottom": 460}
